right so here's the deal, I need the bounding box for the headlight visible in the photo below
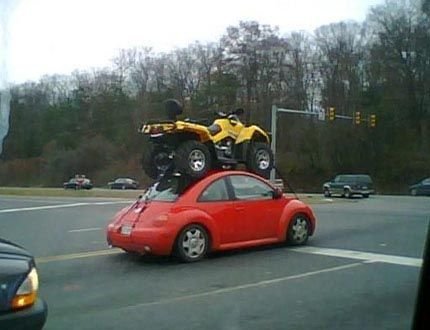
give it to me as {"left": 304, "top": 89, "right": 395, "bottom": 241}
{"left": 11, "top": 267, "right": 39, "bottom": 309}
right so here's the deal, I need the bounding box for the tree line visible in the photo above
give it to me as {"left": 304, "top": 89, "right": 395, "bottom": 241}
{"left": 0, "top": 0, "right": 429, "bottom": 192}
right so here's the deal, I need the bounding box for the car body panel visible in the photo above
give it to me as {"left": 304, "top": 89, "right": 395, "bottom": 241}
{"left": 108, "top": 178, "right": 138, "bottom": 190}
{"left": 107, "top": 171, "right": 316, "bottom": 257}
{"left": 63, "top": 177, "right": 93, "bottom": 190}
{"left": 409, "top": 178, "right": 430, "bottom": 196}
{"left": 323, "top": 174, "right": 374, "bottom": 197}
{"left": 0, "top": 238, "right": 47, "bottom": 329}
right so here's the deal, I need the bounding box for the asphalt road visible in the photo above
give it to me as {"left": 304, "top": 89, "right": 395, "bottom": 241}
{"left": 0, "top": 194, "right": 429, "bottom": 330}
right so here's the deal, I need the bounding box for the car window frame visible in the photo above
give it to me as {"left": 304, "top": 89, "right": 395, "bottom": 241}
{"left": 197, "top": 177, "right": 233, "bottom": 203}
{"left": 226, "top": 174, "right": 275, "bottom": 201}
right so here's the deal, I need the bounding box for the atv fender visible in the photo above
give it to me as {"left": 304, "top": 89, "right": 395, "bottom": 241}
{"left": 235, "top": 126, "right": 270, "bottom": 145}
{"left": 174, "top": 121, "right": 212, "bottom": 143}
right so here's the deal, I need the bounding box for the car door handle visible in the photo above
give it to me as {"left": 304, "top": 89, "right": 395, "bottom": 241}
{"left": 235, "top": 206, "right": 245, "bottom": 211}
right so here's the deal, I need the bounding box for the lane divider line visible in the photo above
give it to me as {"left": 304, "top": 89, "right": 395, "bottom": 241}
{"left": 68, "top": 227, "right": 101, "bottom": 233}
{"left": 119, "top": 262, "right": 364, "bottom": 309}
{"left": 36, "top": 249, "right": 122, "bottom": 264}
{"left": 291, "top": 246, "right": 423, "bottom": 267}
{"left": 0, "top": 201, "right": 132, "bottom": 214}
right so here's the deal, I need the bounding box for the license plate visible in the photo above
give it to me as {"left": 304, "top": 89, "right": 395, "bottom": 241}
{"left": 120, "top": 225, "right": 132, "bottom": 235}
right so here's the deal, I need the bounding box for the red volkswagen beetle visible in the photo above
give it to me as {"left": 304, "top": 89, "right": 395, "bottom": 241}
{"left": 106, "top": 170, "right": 316, "bottom": 262}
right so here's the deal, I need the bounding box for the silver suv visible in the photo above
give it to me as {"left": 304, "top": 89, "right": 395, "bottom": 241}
{"left": 323, "top": 174, "right": 374, "bottom": 198}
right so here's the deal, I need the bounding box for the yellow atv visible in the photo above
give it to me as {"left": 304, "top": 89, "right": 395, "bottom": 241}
{"left": 139, "top": 99, "right": 273, "bottom": 179}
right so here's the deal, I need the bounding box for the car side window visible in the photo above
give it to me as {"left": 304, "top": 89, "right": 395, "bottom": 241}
{"left": 230, "top": 175, "right": 273, "bottom": 200}
{"left": 198, "top": 178, "right": 230, "bottom": 202}
{"left": 422, "top": 179, "right": 430, "bottom": 185}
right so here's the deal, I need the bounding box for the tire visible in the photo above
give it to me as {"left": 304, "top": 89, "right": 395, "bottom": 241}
{"left": 287, "top": 214, "right": 310, "bottom": 245}
{"left": 411, "top": 189, "right": 417, "bottom": 196}
{"left": 142, "top": 144, "right": 172, "bottom": 179}
{"left": 344, "top": 188, "right": 351, "bottom": 199}
{"left": 174, "top": 141, "right": 211, "bottom": 178}
{"left": 175, "top": 224, "right": 209, "bottom": 262}
{"left": 323, "top": 188, "right": 331, "bottom": 197}
{"left": 246, "top": 142, "right": 274, "bottom": 179}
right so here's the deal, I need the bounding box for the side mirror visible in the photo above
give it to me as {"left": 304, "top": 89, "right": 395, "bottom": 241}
{"left": 273, "top": 188, "right": 283, "bottom": 199}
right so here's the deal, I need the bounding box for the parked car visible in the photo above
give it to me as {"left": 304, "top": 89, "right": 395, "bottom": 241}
{"left": 108, "top": 178, "right": 138, "bottom": 190}
{"left": 323, "top": 174, "right": 374, "bottom": 198}
{"left": 409, "top": 177, "right": 430, "bottom": 196}
{"left": 63, "top": 176, "right": 93, "bottom": 190}
{"left": 107, "top": 170, "right": 316, "bottom": 262}
{"left": 0, "top": 238, "right": 48, "bottom": 330}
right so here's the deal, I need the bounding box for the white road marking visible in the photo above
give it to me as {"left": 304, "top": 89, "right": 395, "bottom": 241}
{"left": 292, "top": 246, "right": 422, "bottom": 267}
{"left": 120, "top": 262, "right": 364, "bottom": 309}
{"left": 0, "top": 201, "right": 131, "bottom": 213}
{"left": 68, "top": 227, "right": 101, "bottom": 233}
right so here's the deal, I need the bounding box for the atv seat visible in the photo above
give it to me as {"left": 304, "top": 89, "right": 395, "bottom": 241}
{"left": 145, "top": 119, "right": 176, "bottom": 125}
{"left": 183, "top": 118, "right": 211, "bottom": 126}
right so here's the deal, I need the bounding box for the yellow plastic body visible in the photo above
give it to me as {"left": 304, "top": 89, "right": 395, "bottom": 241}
{"left": 141, "top": 118, "right": 270, "bottom": 145}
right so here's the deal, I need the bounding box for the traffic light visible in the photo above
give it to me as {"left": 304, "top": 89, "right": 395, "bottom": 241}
{"left": 370, "top": 114, "right": 376, "bottom": 128}
{"left": 328, "top": 107, "right": 335, "bottom": 121}
{"left": 354, "top": 111, "right": 361, "bottom": 125}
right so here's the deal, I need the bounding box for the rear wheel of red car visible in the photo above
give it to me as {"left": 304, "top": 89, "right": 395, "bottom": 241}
{"left": 175, "top": 224, "right": 209, "bottom": 262}
{"left": 246, "top": 142, "right": 274, "bottom": 179}
{"left": 175, "top": 141, "right": 211, "bottom": 178}
{"left": 287, "top": 214, "right": 310, "bottom": 245}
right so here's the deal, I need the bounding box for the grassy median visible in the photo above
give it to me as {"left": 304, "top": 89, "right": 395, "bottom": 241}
{"left": 0, "top": 187, "right": 144, "bottom": 199}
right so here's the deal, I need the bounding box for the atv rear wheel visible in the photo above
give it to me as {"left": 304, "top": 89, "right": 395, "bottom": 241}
{"left": 142, "top": 144, "right": 172, "bottom": 179}
{"left": 246, "top": 142, "right": 274, "bottom": 178}
{"left": 174, "top": 141, "right": 211, "bottom": 178}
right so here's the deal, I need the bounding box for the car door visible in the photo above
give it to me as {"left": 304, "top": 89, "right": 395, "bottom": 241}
{"left": 331, "top": 175, "right": 344, "bottom": 195}
{"left": 197, "top": 177, "right": 243, "bottom": 244}
{"left": 228, "top": 175, "right": 283, "bottom": 241}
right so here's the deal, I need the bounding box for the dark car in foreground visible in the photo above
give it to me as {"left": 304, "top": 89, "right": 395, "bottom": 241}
{"left": 409, "top": 177, "right": 430, "bottom": 196}
{"left": 0, "top": 238, "right": 47, "bottom": 330}
{"left": 323, "top": 174, "right": 374, "bottom": 198}
{"left": 63, "top": 177, "right": 93, "bottom": 190}
{"left": 107, "top": 170, "right": 316, "bottom": 262}
{"left": 108, "top": 178, "right": 138, "bottom": 190}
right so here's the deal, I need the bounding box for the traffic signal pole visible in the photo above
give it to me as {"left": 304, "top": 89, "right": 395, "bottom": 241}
{"left": 269, "top": 105, "right": 376, "bottom": 181}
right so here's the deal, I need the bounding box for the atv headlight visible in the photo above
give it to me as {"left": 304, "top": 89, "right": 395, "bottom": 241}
{"left": 11, "top": 267, "right": 39, "bottom": 309}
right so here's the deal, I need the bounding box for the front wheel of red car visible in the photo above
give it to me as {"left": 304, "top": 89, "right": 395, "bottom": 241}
{"left": 175, "top": 224, "right": 209, "bottom": 262}
{"left": 287, "top": 215, "right": 310, "bottom": 245}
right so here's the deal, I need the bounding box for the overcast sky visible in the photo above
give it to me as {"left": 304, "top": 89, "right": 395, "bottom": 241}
{"left": 3, "top": 0, "right": 386, "bottom": 84}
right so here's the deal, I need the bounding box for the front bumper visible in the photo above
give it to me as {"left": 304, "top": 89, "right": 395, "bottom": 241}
{"left": 107, "top": 226, "right": 175, "bottom": 256}
{"left": 350, "top": 189, "right": 374, "bottom": 195}
{"left": 0, "top": 298, "right": 48, "bottom": 330}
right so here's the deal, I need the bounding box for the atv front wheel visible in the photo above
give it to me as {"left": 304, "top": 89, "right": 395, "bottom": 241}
{"left": 174, "top": 141, "right": 211, "bottom": 178}
{"left": 142, "top": 145, "right": 172, "bottom": 179}
{"left": 246, "top": 142, "right": 274, "bottom": 178}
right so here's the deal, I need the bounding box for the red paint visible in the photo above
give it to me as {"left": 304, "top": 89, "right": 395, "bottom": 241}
{"left": 106, "top": 170, "right": 316, "bottom": 257}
